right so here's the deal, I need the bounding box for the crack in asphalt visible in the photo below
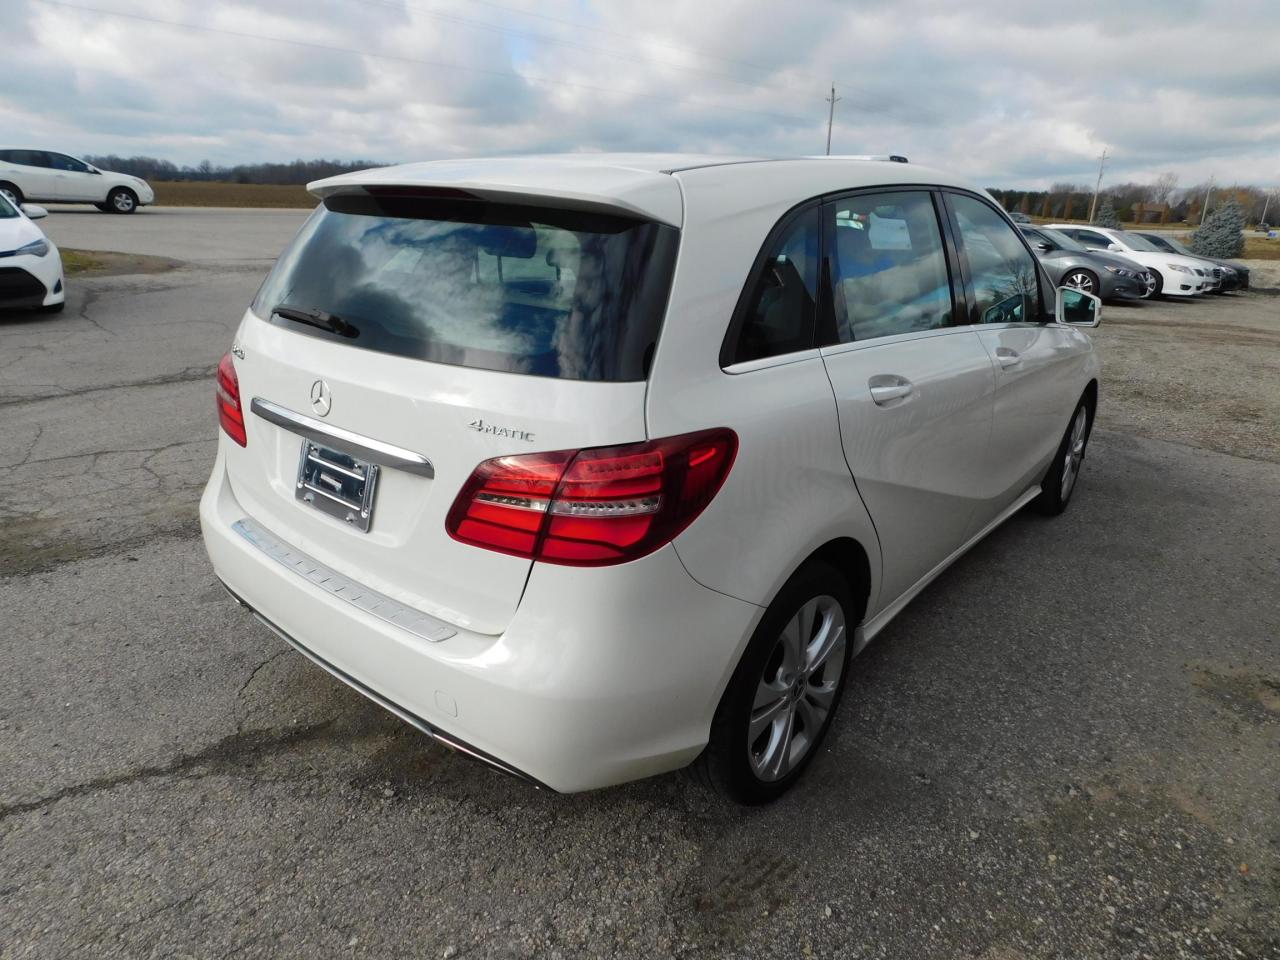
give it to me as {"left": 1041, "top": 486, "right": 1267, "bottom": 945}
{"left": 0, "top": 718, "right": 340, "bottom": 824}
{"left": 0, "top": 364, "right": 216, "bottom": 408}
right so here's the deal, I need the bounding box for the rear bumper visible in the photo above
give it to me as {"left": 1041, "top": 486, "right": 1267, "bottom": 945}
{"left": 200, "top": 450, "right": 762, "bottom": 792}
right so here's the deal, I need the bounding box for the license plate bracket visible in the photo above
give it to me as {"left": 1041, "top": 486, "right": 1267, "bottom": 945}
{"left": 295, "top": 441, "right": 380, "bottom": 532}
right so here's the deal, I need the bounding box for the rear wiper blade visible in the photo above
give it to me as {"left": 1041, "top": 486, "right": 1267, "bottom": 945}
{"left": 272, "top": 304, "right": 358, "bottom": 339}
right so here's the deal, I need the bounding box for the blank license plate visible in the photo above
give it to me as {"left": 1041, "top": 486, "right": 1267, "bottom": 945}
{"left": 295, "top": 441, "right": 380, "bottom": 532}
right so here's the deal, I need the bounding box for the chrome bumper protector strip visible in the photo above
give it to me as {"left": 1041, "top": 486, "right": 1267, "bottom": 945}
{"left": 250, "top": 397, "right": 434, "bottom": 478}
{"left": 218, "top": 579, "right": 548, "bottom": 790}
{"left": 231, "top": 517, "right": 457, "bottom": 643}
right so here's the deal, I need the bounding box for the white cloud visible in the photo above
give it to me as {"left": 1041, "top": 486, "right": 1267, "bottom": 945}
{"left": 4, "top": 0, "right": 1279, "bottom": 187}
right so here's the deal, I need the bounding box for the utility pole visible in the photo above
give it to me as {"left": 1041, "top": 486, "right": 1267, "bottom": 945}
{"left": 1261, "top": 188, "right": 1273, "bottom": 226}
{"left": 825, "top": 83, "right": 840, "bottom": 156}
{"left": 1088, "top": 147, "right": 1109, "bottom": 222}
{"left": 1200, "top": 176, "right": 1215, "bottom": 225}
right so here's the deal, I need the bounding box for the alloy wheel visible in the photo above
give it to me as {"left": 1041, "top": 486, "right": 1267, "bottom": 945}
{"left": 747, "top": 594, "right": 846, "bottom": 782}
{"left": 1060, "top": 406, "right": 1088, "bottom": 501}
{"left": 112, "top": 191, "right": 136, "bottom": 213}
{"left": 1065, "top": 271, "right": 1096, "bottom": 293}
{"left": 0, "top": 187, "right": 18, "bottom": 206}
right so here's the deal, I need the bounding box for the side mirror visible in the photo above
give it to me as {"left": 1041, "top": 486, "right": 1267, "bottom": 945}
{"left": 1035, "top": 240, "right": 1052, "bottom": 252}
{"left": 1056, "top": 286, "right": 1100, "bottom": 327}
{"left": 22, "top": 204, "right": 48, "bottom": 220}
{"left": 1106, "top": 243, "right": 1121, "bottom": 252}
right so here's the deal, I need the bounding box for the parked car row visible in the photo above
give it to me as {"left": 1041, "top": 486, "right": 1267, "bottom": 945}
{"left": 1019, "top": 221, "right": 1248, "bottom": 302}
{"left": 0, "top": 148, "right": 154, "bottom": 213}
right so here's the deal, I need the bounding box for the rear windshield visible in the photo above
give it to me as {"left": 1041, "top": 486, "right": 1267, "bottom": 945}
{"left": 252, "top": 193, "right": 679, "bottom": 381}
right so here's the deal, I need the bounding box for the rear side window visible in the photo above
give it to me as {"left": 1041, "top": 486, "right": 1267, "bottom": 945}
{"left": 828, "top": 191, "right": 953, "bottom": 341}
{"left": 253, "top": 194, "right": 679, "bottom": 382}
{"left": 8, "top": 150, "right": 49, "bottom": 168}
{"left": 724, "top": 206, "right": 819, "bottom": 365}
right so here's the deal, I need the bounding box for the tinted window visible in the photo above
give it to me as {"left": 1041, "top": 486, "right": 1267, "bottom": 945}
{"left": 0, "top": 193, "right": 17, "bottom": 219}
{"left": 252, "top": 194, "right": 678, "bottom": 382}
{"left": 829, "top": 191, "right": 952, "bottom": 341}
{"left": 9, "top": 150, "right": 49, "bottom": 168}
{"left": 1137, "top": 233, "right": 1175, "bottom": 253}
{"left": 49, "top": 153, "right": 89, "bottom": 173}
{"left": 1069, "top": 229, "right": 1111, "bottom": 248}
{"left": 1038, "top": 227, "right": 1087, "bottom": 252}
{"left": 726, "top": 206, "right": 819, "bottom": 364}
{"left": 950, "top": 194, "right": 1040, "bottom": 325}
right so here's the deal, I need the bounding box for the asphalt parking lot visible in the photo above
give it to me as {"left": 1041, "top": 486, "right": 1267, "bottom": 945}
{"left": 2, "top": 209, "right": 1278, "bottom": 959}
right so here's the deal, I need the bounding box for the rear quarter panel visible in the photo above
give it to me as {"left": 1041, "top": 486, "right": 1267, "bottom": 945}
{"left": 646, "top": 164, "right": 883, "bottom": 620}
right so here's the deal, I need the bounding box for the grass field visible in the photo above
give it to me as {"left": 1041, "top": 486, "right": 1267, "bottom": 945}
{"left": 61, "top": 248, "right": 183, "bottom": 276}
{"left": 151, "top": 181, "right": 315, "bottom": 208}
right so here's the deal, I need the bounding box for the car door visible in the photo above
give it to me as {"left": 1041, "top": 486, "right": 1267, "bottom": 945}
{"left": 47, "top": 152, "right": 99, "bottom": 201}
{"left": 6, "top": 150, "right": 58, "bottom": 201}
{"left": 818, "top": 189, "right": 996, "bottom": 610}
{"left": 945, "top": 192, "right": 1090, "bottom": 523}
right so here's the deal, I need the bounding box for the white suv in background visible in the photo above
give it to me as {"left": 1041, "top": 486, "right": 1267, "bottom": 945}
{"left": 1047, "top": 224, "right": 1209, "bottom": 297}
{"left": 202, "top": 155, "right": 1102, "bottom": 803}
{"left": 0, "top": 149, "right": 155, "bottom": 214}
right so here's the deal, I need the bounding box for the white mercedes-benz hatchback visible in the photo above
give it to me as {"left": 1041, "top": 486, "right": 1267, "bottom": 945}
{"left": 202, "top": 155, "right": 1101, "bottom": 803}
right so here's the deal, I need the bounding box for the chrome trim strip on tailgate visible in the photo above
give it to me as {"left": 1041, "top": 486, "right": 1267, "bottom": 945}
{"left": 231, "top": 517, "right": 457, "bottom": 643}
{"left": 217, "top": 579, "right": 547, "bottom": 789}
{"left": 250, "top": 397, "right": 435, "bottom": 478}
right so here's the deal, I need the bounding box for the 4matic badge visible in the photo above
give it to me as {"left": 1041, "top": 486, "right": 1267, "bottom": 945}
{"left": 468, "top": 418, "right": 535, "bottom": 442}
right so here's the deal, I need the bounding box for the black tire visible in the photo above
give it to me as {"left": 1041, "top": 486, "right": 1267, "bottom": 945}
{"left": 105, "top": 187, "right": 138, "bottom": 214}
{"left": 38, "top": 301, "right": 66, "bottom": 314}
{"left": 1062, "top": 268, "right": 1099, "bottom": 296}
{"left": 93, "top": 203, "right": 109, "bottom": 212}
{"left": 1033, "top": 394, "right": 1093, "bottom": 516}
{"left": 0, "top": 182, "right": 23, "bottom": 206}
{"left": 692, "top": 561, "right": 855, "bottom": 804}
{"left": 1146, "top": 270, "right": 1164, "bottom": 298}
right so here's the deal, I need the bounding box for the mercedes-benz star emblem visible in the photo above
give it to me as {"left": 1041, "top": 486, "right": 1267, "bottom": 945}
{"left": 310, "top": 379, "right": 332, "bottom": 417}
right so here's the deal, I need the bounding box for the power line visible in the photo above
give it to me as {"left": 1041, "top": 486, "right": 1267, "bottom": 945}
{"left": 27, "top": 0, "right": 814, "bottom": 129}
{"left": 345, "top": 0, "right": 771, "bottom": 89}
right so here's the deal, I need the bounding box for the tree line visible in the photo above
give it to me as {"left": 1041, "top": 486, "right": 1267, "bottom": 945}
{"left": 988, "top": 173, "right": 1275, "bottom": 226}
{"left": 82, "top": 156, "right": 385, "bottom": 186}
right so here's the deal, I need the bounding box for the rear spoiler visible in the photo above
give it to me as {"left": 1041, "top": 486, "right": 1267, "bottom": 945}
{"left": 308, "top": 163, "right": 684, "bottom": 227}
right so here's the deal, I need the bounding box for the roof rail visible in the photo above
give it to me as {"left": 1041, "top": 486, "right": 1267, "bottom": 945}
{"left": 808, "top": 154, "right": 909, "bottom": 163}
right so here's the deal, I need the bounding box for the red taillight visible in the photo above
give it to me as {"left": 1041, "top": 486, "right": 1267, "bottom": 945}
{"left": 216, "top": 351, "right": 247, "bottom": 447}
{"left": 446, "top": 429, "right": 737, "bottom": 566}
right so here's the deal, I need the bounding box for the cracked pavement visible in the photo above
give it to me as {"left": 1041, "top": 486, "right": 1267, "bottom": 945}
{"left": 2, "top": 210, "right": 1278, "bottom": 959}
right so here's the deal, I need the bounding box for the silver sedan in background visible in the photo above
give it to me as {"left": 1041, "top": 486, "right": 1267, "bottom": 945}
{"left": 1019, "top": 225, "right": 1152, "bottom": 300}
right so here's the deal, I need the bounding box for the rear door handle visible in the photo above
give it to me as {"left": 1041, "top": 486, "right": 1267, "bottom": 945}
{"left": 995, "top": 347, "right": 1022, "bottom": 369}
{"left": 868, "top": 374, "right": 913, "bottom": 405}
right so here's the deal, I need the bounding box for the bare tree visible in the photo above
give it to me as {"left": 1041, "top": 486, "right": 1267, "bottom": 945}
{"left": 1149, "top": 172, "right": 1178, "bottom": 205}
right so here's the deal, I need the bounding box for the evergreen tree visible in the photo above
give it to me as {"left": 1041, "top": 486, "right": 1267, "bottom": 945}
{"left": 1191, "top": 199, "right": 1246, "bottom": 258}
{"left": 1094, "top": 196, "right": 1120, "bottom": 228}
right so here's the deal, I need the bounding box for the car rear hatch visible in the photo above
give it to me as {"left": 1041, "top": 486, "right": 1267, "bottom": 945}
{"left": 222, "top": 176, "right": 681, "bottom": 636}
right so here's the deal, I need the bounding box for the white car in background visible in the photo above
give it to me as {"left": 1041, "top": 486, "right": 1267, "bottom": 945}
{"left": 1046, "top": 224, "right": 1208, "bottom": 297}
{"left": 203, "top": 154, "right": 1103, "bottom": 803}
{"left": 0, "top": 193, "right": 64, "bottom": 313}
{"left": 0, "top": 148, "right": 154, "bottom": 214}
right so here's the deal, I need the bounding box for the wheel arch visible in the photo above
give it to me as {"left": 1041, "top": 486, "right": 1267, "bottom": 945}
{"left": 803, "top": 536, "right": 873, "bottom": 627}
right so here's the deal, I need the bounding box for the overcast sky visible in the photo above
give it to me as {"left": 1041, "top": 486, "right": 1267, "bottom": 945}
{"left": 6, "top": 0, "right": 1279, "bottom": 188}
